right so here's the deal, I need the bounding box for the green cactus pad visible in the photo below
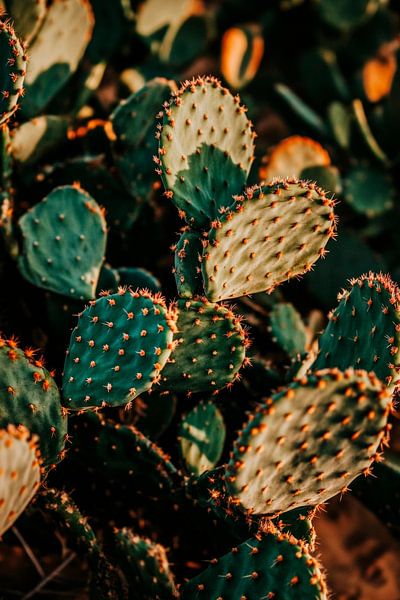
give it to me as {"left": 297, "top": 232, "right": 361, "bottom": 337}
{"left": 0, "top": 19, "right": 26, "bottom": 125}
{"left": 181, "top": 526, "right": 327, "bottom": 599}
{"left": 202, "top": 179, "right": 336, "bottom": 302}
{"left": 63, "top": 289, "right": 177, "bottom": 409}
{"left": 110, "top": 77, "right": 177, "bottom": 201}
{"left": 269, "top": 303, "right": 307, "bottom": 358}
{"left": 157, "top": 76, "right": 255, "bottom": 229}
{"left": 315, "top": 0, "right": 381, "bottom": 32}
{"left": 159, "top": 299, "right": 248, "bottom": 393}
{"left": 173, "top": 229, "right": 203, "bottom": 297}
{"left": 18, "top": 185, "right": 107, "bottom": 300}
{"left": 344, "top": 165, "right": 395, "bottom": 217}
{"left": 117, "top": 267, "right": 161, "bottom": 294}
{"left": 300, "top": 165, "right": 342, "bottom": 196}
{"left": 0, "top": 336, "right": 67, "bottom": 466}
{"left": 39, "top": 488, "right": 122, "bottom": 600}
{"left": 10, "top": 115, "right": 68, "bottom": 165}
{"left": 113, "top": 528, "right": 178, "bottom": 599}
{"left": 178, "top": 400, "right": 226, "bottom": 475}
{"left": 225, "top": 368, "right": 391, "bottom": 516}
{"left": 5, "top": 0, "right": 46, "bottom": 44}
{"left": 21, "top": 0, "right": 94, "bottom": 118}
{"left": 313, "top": 272, "right": 400, "bottom": 387}
{"left": 0, "top": 425, "right": 41, "bottom": 537}
{"left": 120, "top": 390, "right": 177, "bottom": 440}
{"left": 274, "top": 507, "right": 316, "bottom": 548}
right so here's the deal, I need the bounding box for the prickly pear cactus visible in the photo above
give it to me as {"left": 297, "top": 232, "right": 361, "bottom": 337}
{"left": 0, "top": 425, "right": 41, "bottom": 537}
{"left": 225, "top": 368, "right": 391, "bottom": 515}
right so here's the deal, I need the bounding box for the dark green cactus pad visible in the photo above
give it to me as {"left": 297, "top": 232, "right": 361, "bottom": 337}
{"left": 157, "top": 76, "right": 255, "bottom": 229}
{"left": 202, "top": 179, "right": 336, "bottom": 302}
{"left": 173, "top": 229, "right": 203, "bottom": 298}
{"left": 21, "top": 0, "right": 94, "bottom": 118}
{"left": 0, "top": 19, "right": 26, "bottom": 125}
{"left": 80, "top": 413, "right": 180, "bottom": 497}
{"left": 178, "top": 400, "right": 226, "bottom": 475}
{"left": 269, "top": 303, "right": 307, "bottom": 358}
{"left": 315, "top": 0, "right": 381, "bottom": 31}
{"left": 352, "top": 450, "right": 400, "bottom": 535}
{"left": 274, "top": 507, "right": 316, "bottom": 548}
{"left": 39, "top": 488, "right": 122, "bottom": 600}
{"left": 63, "top": 289, "right": 177, "bottom": 409}
{"left": 110, "top": 77, "right": 177, "bottom": 201}
{"left": 159, "top": 299, "right": 248, "bottom": 393}
{"left": 18, "top": 185, "right": 107, "bottom": 300}
{"left": 113, "top": 528, "right": 178, "bottom": 600}
{"left": 313, "top": 272, "right": 400, "bottom": 387}
{"left": 0, "top": 336, "right": 67, "bottom": 467}
{"left": 180, "top": 527, "right": 327, "bottom": 599}
{"left": 344, "top": 165, "right": 395, "bottom": 217}
{"left": 225, "top": 368, "right": 391, "bottom": 516}
{"left": 300, "top": 165, "right": 342, "bottom": 196}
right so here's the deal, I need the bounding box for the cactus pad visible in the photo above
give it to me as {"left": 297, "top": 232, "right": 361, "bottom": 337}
{"left": 157, "top": 76, "right": 255, "bottom": 229}
{"left": 181, "top": 527, "right": 327, "bottom": 599}
{"left": 114, "top": 528, "right": 178, "bottom": 599}
{"left": 0, "top": 19, "right": 26, "bottom": 125}
{"left": 0, "top": 336, "right": 67, "bottom": 466}
{"left": 269, "top": 303, "right": 307, "bottom": 357}
{"left": 63, "top": 289, "right": 177, "bottom": 409}
{"left": 110, "top": 77, "right": 177, "bottom": 201}
{"left": 313, "top": 272, "right": 400, "bottom": 387}
{"left": 0, "top": 425, "right": 41, "bottom": 537}
{"left": 202, "top": 179, "right": 336, "bottom": 302}
{"left": 225, "top": 368, "right": 391, "bottom": 516}
{"left": 173, "top": 229, "right": 203, "bottom": 297}
{"left": 18, "top": 185, "right": 107, "bottom": 300}
{"left": 178, "top": 400, "right": 226, "bottom": 475}
{"left": 159, "top": 299, "right": 248, "bottom": 393}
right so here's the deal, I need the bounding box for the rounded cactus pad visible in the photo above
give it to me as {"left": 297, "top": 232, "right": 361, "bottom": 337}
{"left": 63, "top": 289, "right": 178, "bottom": 409}
{"left": 202, "top": 179, "right": 337, "bottom": 302}
{"left": 114, "top": 528, "right": 178, "bottom": 599}
{"left": 0, "top": 425, "right": 41, "bottom": 537}
{"left": 159, "top": 298, "right": 249, "bottom": 393}
{"left": 0, "top": 19, "right": 26, "bottom": 126}
{"left": 18, "top": 185, "right": 107, "bottom": 300}
{"left": 178, "top": 400, "right": 226, "bottom": 475}
{"left": 225, "top": 368, "right": 391, "bottom": 516}
{"left": 157, "top": 76, "right": 255, "bottom": 229}
{"left": 181, "top": 527, "right": 327, "bottom": 599}
{"left": 0, "top": 336, "right": 67, "bottom": 467}
{"left": 313, "top": 272, "right": 400, "bottom": 388}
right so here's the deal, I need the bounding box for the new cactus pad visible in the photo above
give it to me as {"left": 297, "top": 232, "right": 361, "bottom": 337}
{"left": 0, "top": 19, "right": 26, "bottom": 126}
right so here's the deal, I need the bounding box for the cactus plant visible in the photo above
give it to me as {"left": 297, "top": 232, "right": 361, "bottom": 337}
{"left": 0, "top": 19, "right": 26, "bottom": 126}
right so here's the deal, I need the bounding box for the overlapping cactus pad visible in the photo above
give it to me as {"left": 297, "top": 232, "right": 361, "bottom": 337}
{"left": 63, "top": 288, "right": 177, "bottom": 408}
{"left": 157, "top": 76, "right": 255, "bottom": 228}
{"left": 0, "top": 19, "right": 26, "bottom": 126}
{"left": 225, "top": 368, "right": 391, "bottom": 516}
{"left": 0, "top": 336, "right": 67, "bottom": 466}
{"left": 18, "top": 185, "right": 107, "bottom": 300}
{"left": 181, "top": 527, "right": 327, "bottom": 599}
{"left": 159, "top": 298, "right": 249, "bottom": 392}
{"left": 0, "top": 425, "right": 41, "bottom": 537}
{"left": 202, "top": 179, "right": 337, "bottom": 302}
{"left": 313, "top": 272, "right": 400, "bottom": 387}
